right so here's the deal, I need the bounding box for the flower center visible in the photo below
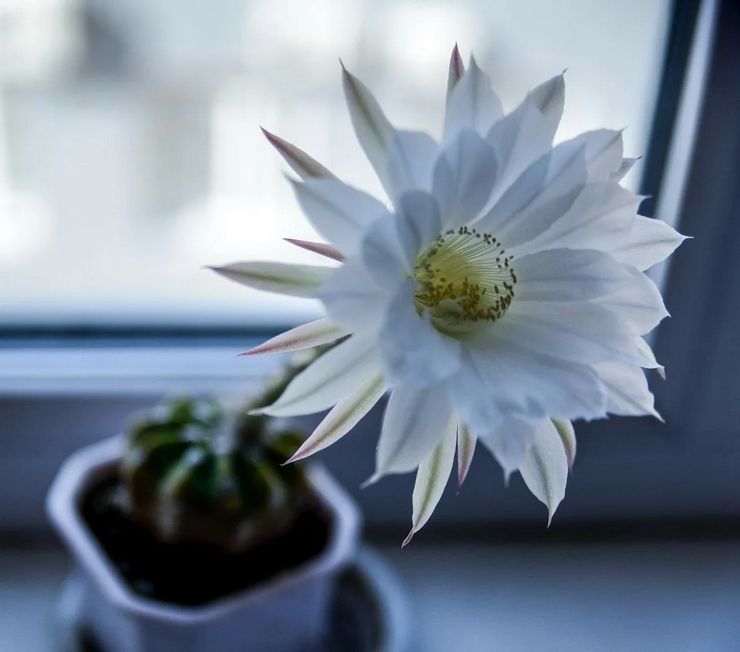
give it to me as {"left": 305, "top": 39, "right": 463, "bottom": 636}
{"left": 413, "top": 225, "right": 516, "bottom": 333}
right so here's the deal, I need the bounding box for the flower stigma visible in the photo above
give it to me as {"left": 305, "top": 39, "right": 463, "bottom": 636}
{"left": 413, "top": 226, "right": 516, "bottom": 334}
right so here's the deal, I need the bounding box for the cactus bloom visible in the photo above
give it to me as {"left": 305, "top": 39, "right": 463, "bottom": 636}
{"left": 212, "top": 46, "right": 685, "bottom": 543}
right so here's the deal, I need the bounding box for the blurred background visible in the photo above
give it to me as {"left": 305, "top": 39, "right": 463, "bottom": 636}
{"left": 0, "top": 0, "right": 669, "bottom": 324}
{"left": 2, "top": 0, "right": 740, "bottom": 650}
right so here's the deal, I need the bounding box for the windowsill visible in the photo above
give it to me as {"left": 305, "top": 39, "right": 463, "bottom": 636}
{"left": 4, "top": 538, "right": 740, "bottom": 651}
{"left": 0, "top": 342, "right": 284, "bottom": 396}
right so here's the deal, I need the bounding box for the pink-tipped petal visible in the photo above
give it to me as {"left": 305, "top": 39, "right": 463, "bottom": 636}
{"left": 241, "top": 318, "right": 348, "bottom": 356}
{"left": 261, "top": 127, "right": 336, "bottom": 180}
{"left": 285, "top": 374, "right": 386, "bottom": 463}
{"left": 208, "top": 261, "right": 330, "bottom": 298}
{"left": 284, "top": 238, "right": 344, "bottom": 262}
{"left": 446, "top": 44, "right": 465, "bottom": 101}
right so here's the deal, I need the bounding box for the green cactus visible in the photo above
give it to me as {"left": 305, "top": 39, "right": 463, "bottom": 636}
{"left": 120, "top": 350, "right": 321, "bottom": 552}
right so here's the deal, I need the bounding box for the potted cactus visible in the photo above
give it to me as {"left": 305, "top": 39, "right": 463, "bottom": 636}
{"left": 47, "top": 353, "right": 360, "bottom": 652}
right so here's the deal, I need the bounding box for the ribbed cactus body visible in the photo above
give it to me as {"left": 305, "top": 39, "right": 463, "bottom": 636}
{"left": 121, "top": 397, "right": 307, "bottom": 552}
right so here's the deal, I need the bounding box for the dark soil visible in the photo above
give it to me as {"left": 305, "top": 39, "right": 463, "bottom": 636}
{"left": 80, "top": 475, "right": 331, "bottom": 607}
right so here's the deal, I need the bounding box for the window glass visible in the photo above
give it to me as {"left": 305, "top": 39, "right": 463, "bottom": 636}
{"left": 0, "top": 0, "right": 670, "bottom": 326}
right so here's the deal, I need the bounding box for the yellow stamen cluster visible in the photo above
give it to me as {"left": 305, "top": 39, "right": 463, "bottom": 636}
{"left": 413, "top": 225, "right": 516, "bottom": 332}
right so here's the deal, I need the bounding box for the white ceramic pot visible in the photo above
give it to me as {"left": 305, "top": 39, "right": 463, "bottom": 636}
{"left": 47, "top": 436, "right": 360, "bottom": 652}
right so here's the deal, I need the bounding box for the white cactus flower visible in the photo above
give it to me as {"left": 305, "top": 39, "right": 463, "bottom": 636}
{"left": 212, "top": 46, "right": 686, "bottom": 544}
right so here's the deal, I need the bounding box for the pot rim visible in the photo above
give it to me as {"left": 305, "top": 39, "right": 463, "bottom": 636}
{"left": 47, "top": 436, "right": 360, "bottom": 625}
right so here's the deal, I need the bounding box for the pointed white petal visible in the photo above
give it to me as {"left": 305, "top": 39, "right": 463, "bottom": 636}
{"left": 379, "top": 282, "right": 461, "bottom": 387}
{"left": 478, "top": 142, "right": 587, "bottom": 243}
{"left": 483, "top": 74, "right": 565, "bottom": 201}
{"left": 633, "top": 336, "right": 665, "bottom": 374}
{"left": 261, "top": 128, "right": 336, "bottom": 179}
{"left": 242, "top": 319, "right": 348, "bottom": 356}
{"left": 527, "top": 74, "right": 565, "bottom": 135}
{"left": 372, "top": 385, "right": 455, "bottom": 480}
{"left": 613, "top": 157, "right": 639, "bottom": 181}
{"left": 394, "top": 192, "right": 443, "bottom": 263}
{"left": 446, "top": 351, "right": 516, "bottom": 454}
{"left": 341, "top": 63, "right": 395, "bottom": 190}
{"left": 403, "top": 423, "right": 457, "bottom": 547}
{"left": 443, "top": 55, "right": 503, "bottom": 142}
{"left": 555, "top": 129, "right": 624, "bottom": 181}
{"left": 209, "top": 262, "right": 330, "bottom": 298}
{"left": 361, "top": 191, "right": 442, "bottom": 285}
{"left": 609, "top": 215, "right": 688, "bottom": 271}
{"left": 317, "top": 260, "right": 390, "bottom": 333}
{"left": 479, "top": 416, "right": 543, "bottom": 477}
{"left": 290, "top": 177, "right": 387, "bottom": 254}
{"left": 433, "top": 129, "right": 498, "bottom": 227}
{"left": 502, "top": 301, "right": 645, "bottom": 368}
{"left": 446, "top": 44, "right": 465, "bottom": 102}
{"left": 386, "top": 130, "right": 440, "bottom": 201}
{"left": 456, "top": 421, "right": 477, "bottom": 489}
{"left": 286, "top": 374, "right": 386, "bottom": 463}
{"left": 596, "top": 266, "right": 668, "bottom": 335}
{"left": 256, "top": 335, "right": 380, "bottom": 417}
{"left": 519, "top": 419, "right": 569, "bottom": 523}
{"left": 511, "top": 181, "right": 640, "bottom": 257}
{"left": 284, "top": 238, "right": 344, "bottom": 262}
{"left": 552, "top": 419, "right": 576, "bottom": 470}
{"left": 595, "top": 361, "right": 661, "bottom": 420}
{"left": 514, "top": 248, "right": 632, "bottom": 303}
{"left": 457, "top": 336, "right": 606, "bottom": 436}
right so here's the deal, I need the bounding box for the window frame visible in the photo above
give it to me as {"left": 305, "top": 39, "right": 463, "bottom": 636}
{"left": 3, "top": 0, "right": 733, "bottom": 535}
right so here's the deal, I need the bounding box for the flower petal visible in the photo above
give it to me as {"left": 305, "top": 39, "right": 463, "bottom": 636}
{"left": 484, "top": 74, "right": 565, "bottom": 196}
{"left": 556, "top": 129, "right": 625, "bottom": 181}
{"left": 446, "top": 351, "right": 521, "bottom": 462}
{"left": 443, "top": 55, "right": 503, "bottom": 143}
{"left": 518, "top": 419, "right": 569, "bottom": 524}
{"left": 552, "top": 419, "right": 576, "bottom": 470}
{"left": 633, "top": 336, "right": 665, "bottom": 373}
{"left": 513, "top": 248, "right": 632, "bottom": 303}
{"left": 380, "top": 282, "right": 461, "bottom": 387}
{"left": 209, "top": 261, "right": 330, "bottom": 298}
{"left": 511, "top": 181, "right": 640, "bottom": 257}
{"left": 526, "top": 73, "right": 565, "bottom": 138}
{"left": 613, "top": 157, "right": 639, "bottom": 181}
{"left": 403, "top": 422, "right": 457, "bottom": 547}
{"left": 286, "top": 374, "right": 386, "bottom": 463}
{"left": 341, "top": 63, "right": 395, "bottom": 190}
{"left": 446, "top": 44, "right": 465, "bottom": 102}
{"left": 456, "top": 421, "right": 477, "bottom": 490}
{"left": 386, "top": 130, "right": 440, "bottom": 201}
{"left": 241, "top": 318, "right": 348, "bottom": 356}
{"left": 502, "top": 301, "right": 646, "bottom": 368}
{"left": 317, "top": 260, "right": 390, "bottom": 333}
{"left": 477, "top": 142, "right": 587, "bottom": 243}
{"left": 361, "top": 191, "right": 442, "bottom": 285}
{"left": 595, "top": 360, "right": 661, "bottom": 420}
{"left": 432, "top": 129, "right": 498, "bottom": 228}
{"left": 608, "top": 215, "right": 688, "bottom": 271}
{"left": 458, "top": 336, "right": 606, "bottom": 439}
{"left": 370, "top": 384, "right": 455, "bottom": 481}
{"left": 261, "top": 128, "right": 336, "bottom": 179}
{"left": 448, "top": 338, "right": 605, "bottom": 475}
{"left": 255, "top": 335, "right": 380, "bottom": 417}
{"left": 478, "top": 416, "right": 543, "bottom": 477}
{"left": 596, "top": 266, "right": 668, "bottom": 335}
{"left": 284, "top": 238, "right": 344, "bottom": 262}
{"left": 290, "top": 177, "right": 387, "bottom": 254}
